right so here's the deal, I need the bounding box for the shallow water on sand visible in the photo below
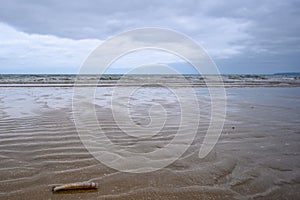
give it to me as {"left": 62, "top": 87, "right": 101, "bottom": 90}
{"left": 0, "top": 86, "right": 299, "bottom": 199}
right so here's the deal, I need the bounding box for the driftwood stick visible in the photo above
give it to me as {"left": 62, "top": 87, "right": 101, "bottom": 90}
{"left": 52, "top": 182, "right": 98, "bottom": 192}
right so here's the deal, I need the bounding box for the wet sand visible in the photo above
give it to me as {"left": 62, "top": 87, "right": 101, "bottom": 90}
{"left": 0, "top": 86, "right": 299, "bottom": 199}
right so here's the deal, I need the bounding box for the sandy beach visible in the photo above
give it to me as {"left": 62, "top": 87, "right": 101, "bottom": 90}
{"left": 1, "top": 0, "right": 299, "bottom": 199}
{"left": 0, "top": 76, "right": 299, "bottom": 199}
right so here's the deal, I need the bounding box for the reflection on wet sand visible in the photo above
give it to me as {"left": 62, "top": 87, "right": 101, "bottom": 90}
{"left": 0, "top": 84, "right": 299, "bottom": 199}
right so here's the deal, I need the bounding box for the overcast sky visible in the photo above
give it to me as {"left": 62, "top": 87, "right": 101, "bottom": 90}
{"left": 0, "top": 0, "right": 299, "bottom": 74}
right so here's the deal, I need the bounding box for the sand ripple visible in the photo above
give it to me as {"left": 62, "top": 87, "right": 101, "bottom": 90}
{"left": 0, "top": 87, "right": 299, "bottom": 199}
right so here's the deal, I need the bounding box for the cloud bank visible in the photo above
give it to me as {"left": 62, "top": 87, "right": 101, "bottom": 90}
{"left": 0, "top": 0, "right": 299, "bottom": 73}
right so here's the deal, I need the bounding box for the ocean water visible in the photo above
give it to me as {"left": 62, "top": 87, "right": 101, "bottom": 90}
{"left": 0, "top": 74, "right": 299, "bottom": 87}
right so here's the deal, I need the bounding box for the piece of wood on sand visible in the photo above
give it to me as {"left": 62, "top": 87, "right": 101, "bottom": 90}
{"left": 52, "top": 182, "right": 98, "bottom": 192}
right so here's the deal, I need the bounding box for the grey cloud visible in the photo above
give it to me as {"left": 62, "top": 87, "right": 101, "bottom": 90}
{"left": 201, "top": 0, "right": 300, "bottom": 52}
{"left": 0, "top": 0, "right": 250, "bottom": 38}
{"left": 1, "top": 0, "right": 298, "bottom": 47}
{"left": 0, "top": 0, "right": 299, "bottom": 73}
{"left": 0, "top": 0, "right": 176, "bottom": 39}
